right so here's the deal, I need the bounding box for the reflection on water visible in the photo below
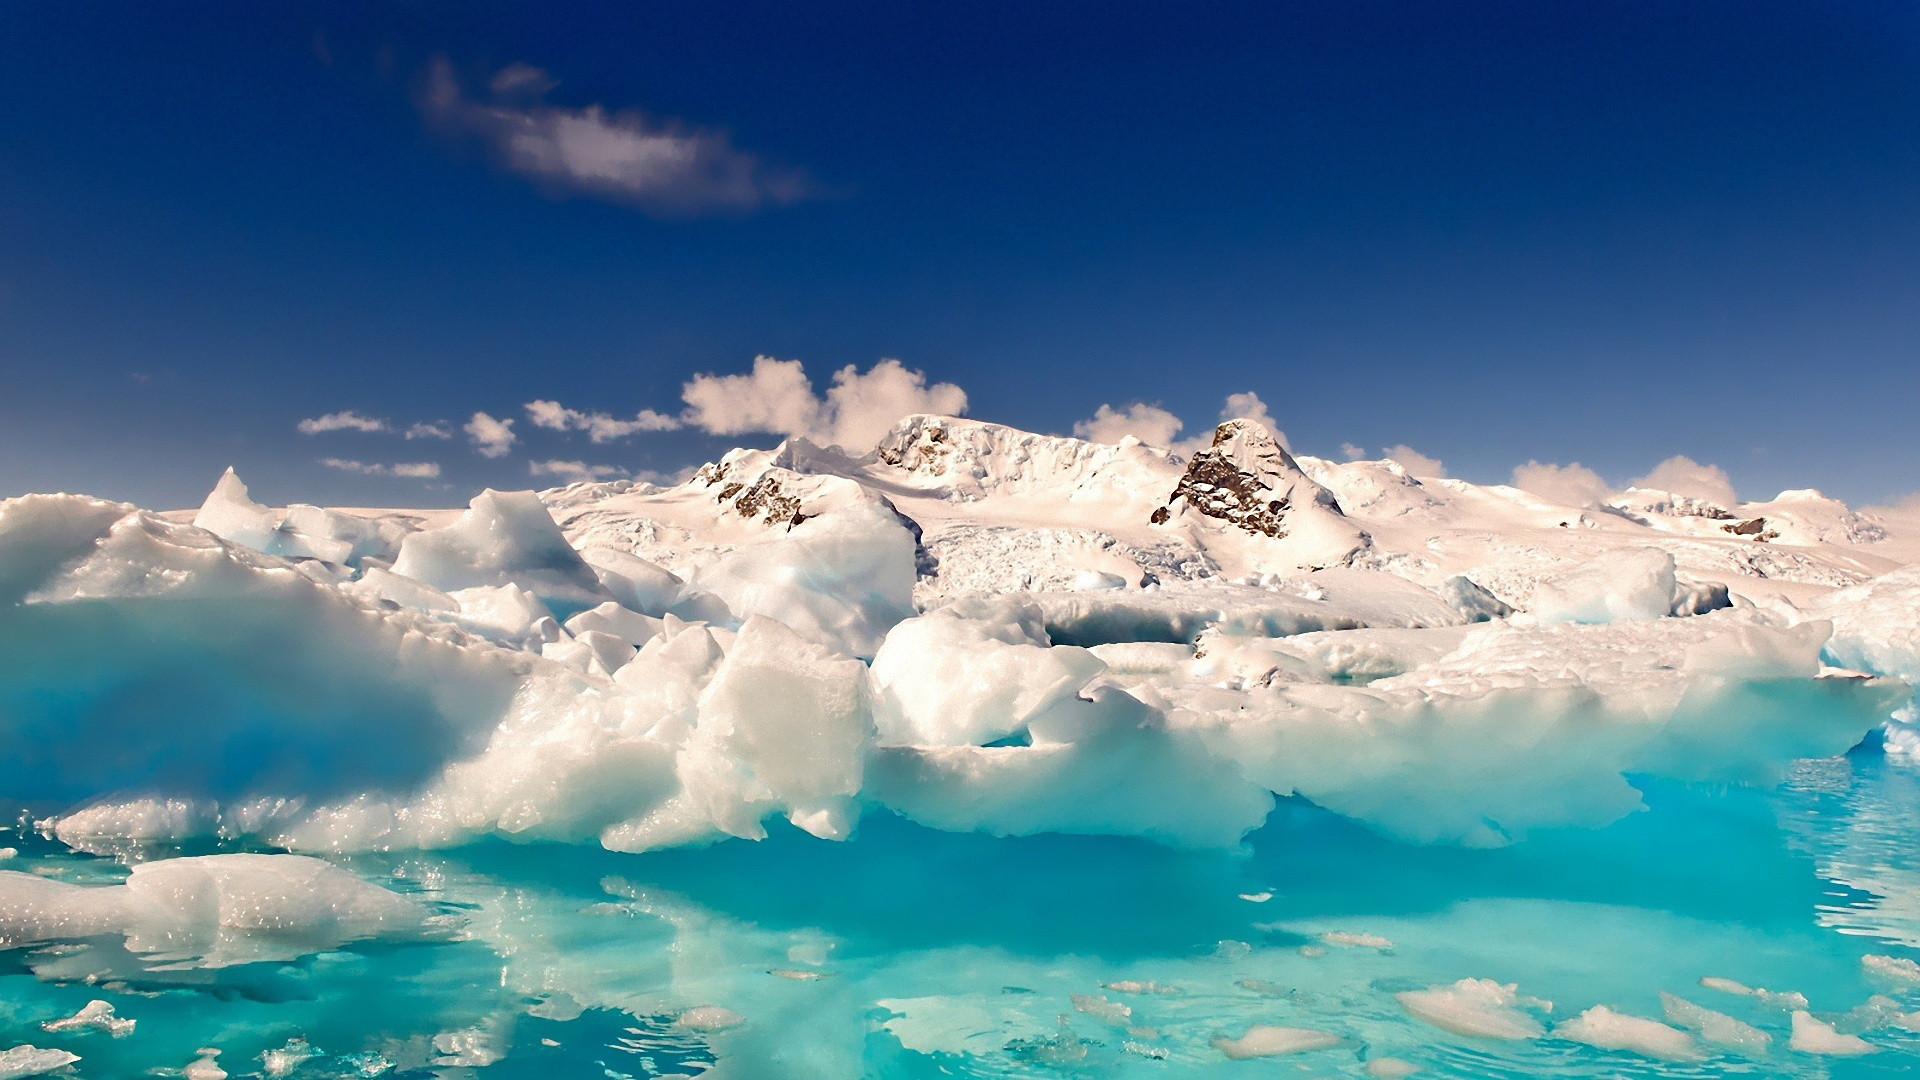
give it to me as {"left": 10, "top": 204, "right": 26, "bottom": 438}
{"left": 3, "top": 753, "right": 1919, "bottom": 1077}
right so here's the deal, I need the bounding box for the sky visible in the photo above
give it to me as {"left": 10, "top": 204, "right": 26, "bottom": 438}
{"left": 2, "top": 1, "right": 1918, "bottom": 509}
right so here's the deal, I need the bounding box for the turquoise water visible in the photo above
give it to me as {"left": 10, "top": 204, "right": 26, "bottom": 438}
{"left": 4, "top": 749, "right": 1919, "bottom": 1077}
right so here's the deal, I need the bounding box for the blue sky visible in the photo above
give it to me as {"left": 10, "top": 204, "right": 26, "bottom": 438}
{"left": 2, "top": 1, "right": 1917, "bottom": 508}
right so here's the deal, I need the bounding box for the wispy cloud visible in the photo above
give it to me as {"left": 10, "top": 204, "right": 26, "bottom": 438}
{"left": 529, "top": 459, "right": 628, "bottom": 483}
{"left": 464, "top": 411, "right": 517, "bottom": 458}
{"left": 1512, "top": 461, "right": 1610, "bottom": 505}
{"left": 1074, "top": 402, "right": 1184, "bottom": 448}
{"left": 1383, "top": 444, "right": 1447, "bottom": 479}
{"left": 321, "top": 458, "right": 441, "bottom": 479}
{"left": 299, "top": 410, "right": 390, "bottom": 435}
{"left": 405, "top": 421, "right": 452, "bottom": 440}
{"left": 524, "top": 400, "right": 680, "bottom": 441}
{"left": 420, "top": 57, "right": 816, "bottom": 216}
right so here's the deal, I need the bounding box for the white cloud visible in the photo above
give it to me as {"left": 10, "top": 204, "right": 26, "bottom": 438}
{"left": 420, "top": 57, "right": 814, "bottom": 216}
{"left": 1340, "top": 443, "right": 1367, "bottom": 461}
{"left": 1632, "top": 454, "right": 1738, "bottom": 507}
{"left": 464, "top": 411, "right": 517, "bottom": 458}
{"left": 405, "top": 421, "right": 453, "bottom": 440}
{"left": 1383, "top": 444, "right": 1447, "bottom": 479}
{"left": 524, "top": 399, "right": 681, "bottom": 441}
{"left": 321, "top": 458, "right": 441, "bottom": 479}
{"left": 680, "top": 356, "right": 965, "bottom": 452}
{"left": 298, "top": 410, "right": 389, "bottom": 435}
{"left": 1512, "top": 460, "right": 1611, "bottom": 506}
{"left": 528, "top": 459, "right": 628, "bottom": 483}
{"left": 820, "top": 359, "right": 968, "bottom": 451}
{"left": 1074, "top": 402, "right": 1185, "bottom": 448}
{"left": 1216, "top": 391, "right": 1290, "bottom": 452}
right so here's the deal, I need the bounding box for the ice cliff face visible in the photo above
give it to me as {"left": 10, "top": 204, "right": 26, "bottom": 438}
{"left": 3, "top": 413, "right": 1919, "bottom": 859}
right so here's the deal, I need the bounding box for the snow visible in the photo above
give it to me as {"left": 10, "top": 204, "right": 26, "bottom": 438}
{"left": 1658, "top": 991, "right": 1770, "bottom": 1054}
{"left": 392, "top": 488, "right": 611, "bottom": 613}
{"left": 1529, "top": 548, "right": 1680, "bottom": 624}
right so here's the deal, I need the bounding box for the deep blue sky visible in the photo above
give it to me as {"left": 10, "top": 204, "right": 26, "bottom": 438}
{"left": 2, "top": 1, "right": 1917, "bottom": 508}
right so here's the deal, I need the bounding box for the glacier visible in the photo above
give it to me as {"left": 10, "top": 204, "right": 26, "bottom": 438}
{"left": 4, "top": 414, "right": 1920, "bottom": 1074}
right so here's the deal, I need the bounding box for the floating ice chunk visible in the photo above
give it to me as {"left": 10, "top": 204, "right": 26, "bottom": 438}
{"left": 870, "top": 605, "right": 1105, "bottom": 747}
{"left": 1789, "top": 1010, "right": 1876, "bottom": 1056}
{"left": 41, "top": 1000, "right": 134, "bottom": 1037}
{"left": 564, "top": 602, "right": 664, "bottom": 647}
{"left": 580, "top": 548, "right": 685, "bottom": 616}
{"left": 1530, "top": 548, "right": 1678, "bottom": 624}
{"left": 1700, "top": 976, "right": 1809, "bottom": 1009}
{"left": 0, "top": 1046, "right": 80, "bottom": 1079}
{"left": 452, "top": 583, "right": 561, "bottom": 642}
{"left": 1212, "top": 1025, "right": 1341, "bottom": 1058}
{"left": 432, "top": 1026, "right": 505, "bottom": 1068}
{"left": 1861, "top": 953, "right": 1920, "bottom": 982}
{"left": 183, "top": 1049, "right": 227, "bottom": 1080}
{"left": 1102, "top": 981, "right": 1179, "bottom": 996}
{"left": 392, "top": 489, "right": 610, "bottom": 612}
{"left": 1554, "top": 1005, "right": 1702, "bottom": 1062}
{"left": 1659, "top": 991, "right": 1770, "bottom": 1054}
{"left": 1364, "top": 1059, "right": 1420, "bottom": 1078}
{"left": 687, "top": 501, "right": 917, "bottom": 657}
{"left": 677, "top": 1006, "right": 744, "bottom": 1031}
{"left": 193, "top": 470, "right": 353, "bottom": 564}
{"left": 1396, "top": 979, "right": 1547, "bottom": 1040}
{"left": 1239, "top": 891, "right": 1272, "bottom": 903}
{"left": 346, "top": 565, "right": 458, "bottom": 613}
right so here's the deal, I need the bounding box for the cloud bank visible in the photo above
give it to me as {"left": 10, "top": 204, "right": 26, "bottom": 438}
{"left": 420, "top": 57, "right": 815, "bottom": 216}
{"left": 299, "top": 411, "right": 389, "bottom": 435}
{"left": 525, "top": 400, "right": 679, "bottom": 442}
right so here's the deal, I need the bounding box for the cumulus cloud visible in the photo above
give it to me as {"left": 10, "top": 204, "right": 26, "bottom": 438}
{"left": 405, "top": 421, "right": 453, "bottom": 440}
{"left": 419, "top": 57, "right": 815, "bottom": 216}
{"left": 321, "top": 458, "right": 441, "bottom": 479}
{"left": 1074, "top": 403, "right": 1185, "bottom": 448}
{"left": 1340, "top": 443, "right": 1366, "bottom": 461}
{"left": 1383, "top": 444, "right": 1447, "bottom": 479}
{"left": 528, "top": 459, "right": 628, "bottom": 483}
{"left": 1631, "top": 454, "right": 1738, "bottom": 507}
{"left": 1512, "top": 461, "right": 1611, "bottom": 506}
{"left": 524, "top": 399, "right": 681, "bottom": 441}
{"left": 298, "top": 411, "right": 390, "bottom": 435}
{"left": 464, "top": 411, "right": 517, "bottom": 458}
{"left": 680, "top": 356, "right": 966, "bottom": 452}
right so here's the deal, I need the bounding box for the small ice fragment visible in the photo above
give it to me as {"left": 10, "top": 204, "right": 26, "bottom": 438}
{"left": 786, "top": 941, "right": 830, "bottom": 967}
{"left": 1396, "top": 979, "right": 1546, "bottom": 1040}
{"left": 183, "top": 1049, "right": 228, "bottom": 1080}
{"left": 0, "top": 1046, "right": 80, "bottom": 1079}
{"left": 431, "top": 1028, "right": 504, "bottom": 1068}
{"left": 1659, "top": 991, "right": 1770, "bottom": 1054}
{"left": 1554, "top": 1005, "right": 1702, "bottom": 1062}
{"left": 1122, "top": 1041, "right": 1169, "bottom": 1059}
{"left": 676, "top": 1006, "right": 744, "bottom": 1031}
{"left": 261, "top": 1038, "right": 317, "bottom": 1078}
{"left": 769, "top": 969, "right": 830, "bottom": 981}
{"left": 1239, "top": 891, "right": 1272, "bottom": 903}
{"left": 1102, "top": 980, "right": 1178, "bottom": 995}
{"left": 1365, "top": 1059, "right": 1421, "bottom": 1079}
{"left": 1237, "top": 978, "right": 1288, "bottom": 996}
{"left": 41, "top": 999, "right": 134, "bottom": 1037}
{"left": 1861, "top": 954, "right": 1920, "bottom": 982}
{"left": 0, "top": 848, "right": 15, "bottom": 859}
{"left": 1789, "top": 1010, "right": 1876, "bottom": 1056}
{"left": 1699, "top": 976, "right": 1808, "bottom": 1009}
{"left": 1069, "top": 995, "right": 1131, "bottom": 1025}
{"left": 1321, "top": 931, "right": 1394, "bottom": 949}
{"left": 1299, "top": 945, "right": 1327, "bottom": 957}
{"left": 1212, "top": 1025, "right": 1341, "bottom": 1058}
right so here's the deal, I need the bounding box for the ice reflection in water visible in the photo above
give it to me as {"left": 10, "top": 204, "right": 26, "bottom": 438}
{"left": 1, "top": 752, "right": 1918, "bottom": 1077}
